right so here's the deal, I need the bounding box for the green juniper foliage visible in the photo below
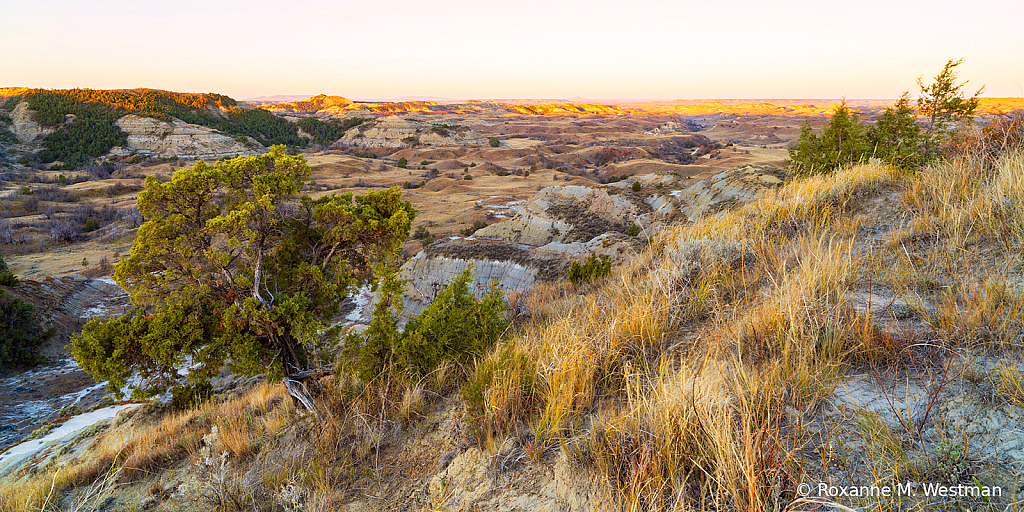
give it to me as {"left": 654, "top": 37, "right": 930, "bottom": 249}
{"left": 71, "top": 146, "right": 414, "bottom": 398}
{"left": 0, "top": 291, "right": 52, "bottom": 369}
{"left": 568, "top": 253, "right": 612, "bottom": 284}
{"left": 0, "top": 254, "right": 17, "bottom": 286}
{"left": 789, "top": 59, "right": 983, "bottom": 175}
{"left": 789, "top": 101, "right": 869, "bottom": 176}
{"left": 347, "top": 266, "right": 508, "bottom": 380}
{"left": 917, "top": 58, "right": 983, "bottom": 158}
{"left": 867, "top": 92, "right": 924, "bottom": 169}
{"left": 461, "top": 220, "right": 488, "bottom": 236}
{"left": 0, "top": 256, "right": 52, "bottom": 369}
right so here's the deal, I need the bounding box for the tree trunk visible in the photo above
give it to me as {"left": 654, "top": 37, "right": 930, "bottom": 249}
{"left": 276, "top": 332, "right": 306, "bottom": 377}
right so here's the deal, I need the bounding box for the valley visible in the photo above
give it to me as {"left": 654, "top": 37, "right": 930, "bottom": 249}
{"left": 0, "top": 89, "right": 1022, "bottom": 512}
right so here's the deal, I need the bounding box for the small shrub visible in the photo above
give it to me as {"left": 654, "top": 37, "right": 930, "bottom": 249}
{"left": 397, "top": 268, "right": 508, "bottom": 375}
{"left": 412, "top": 225, "right": 431, "bottom": 240}
{"left": 82, "top": 218, "right": 100, "bottom": 232}
{"left": 347, "top": 266, "right": 508, "bottom": 380}
{"left": 626, "top": 223, "right": 641, "bottom": 237}
{"left": 397, "top": 157, "right": 408, "bottom": 168}
{"left": 489, "top": 138, "right": 500, "bottom": 148}
{"left": 0, "top": 289, "right": 53, "bottom": 368}
{"left": 21, "top": 195, "right": 39, "bottom": 213}
{"left": 631, "top": 181, "right": 641, "bottom": 192}
{"left": 568, "top": 253, "right": 612, "bottom": 284}
{"left": 461, "top": 220, "right": 488, "bottom": 236}
{"left": 48, "top": 220, "right": 78, "bottom": 242}
{"left": 0, "top": 254, "right": 17, "bottom": 286}
{"left": 171, "top": 381, "right": 213, "bottom": 409}
{"left": 788, "top": 101, "right": 868, "bottom": 176}
{"left": 464, "top": 174, "right": 473, "bottom": 180}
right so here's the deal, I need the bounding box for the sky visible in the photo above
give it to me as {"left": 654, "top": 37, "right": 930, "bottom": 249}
{"left": 4, "top": 0, "right": 1023, "bottom": 101}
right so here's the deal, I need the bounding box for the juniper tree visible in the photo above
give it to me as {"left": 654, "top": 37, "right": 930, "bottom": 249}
{"left": 788, "top": 101, "right": 868, "bottom": 175}
{"left": 917, "top": 58, "right": 983, "bottom": 157}
{"left": 867, "top": 92, "right": 923, "bottom": 168}
{"left": 71, "top": 146, "right": 415, "bottom": 398}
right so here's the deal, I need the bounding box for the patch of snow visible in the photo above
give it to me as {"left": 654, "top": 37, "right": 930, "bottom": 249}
{"left": 0, "top": 404, "right": 139, "bottom": 474}
{"left": 65, "top": 382, "right": 108, "bottom": 409}
{"left": 344, "top": 286, "right": 374, "bottom": 325}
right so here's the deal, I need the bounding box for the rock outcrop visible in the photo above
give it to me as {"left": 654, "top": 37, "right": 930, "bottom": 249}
{"left": 113, "top": 115, "right": 262, "bottom": 160}
{"left": 9, "top": 101, "right": 54, "bottom": 143}
{"left": 396, "top": 185, "right": 681, "bottom": 318}
{"left": 394, "top": 166, "right": 783, "bottom": 322}
{"left": 339, "top": 116, "right": 485, "bottom": 148}
{"left": 475, "top": 185, "right": 672, "bottom": 245}
{"left": 671, "top": 165, "right": 784, "bottom": 220}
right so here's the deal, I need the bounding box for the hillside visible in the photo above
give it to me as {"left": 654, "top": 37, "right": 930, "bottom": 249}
{"left": 0, "top": 88, "right": 303, "bottom": 168}
{"left": 1, "top": 122, "right": 1022, "bottom": 509}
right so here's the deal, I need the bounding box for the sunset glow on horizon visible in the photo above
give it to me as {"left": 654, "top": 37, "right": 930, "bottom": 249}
{"left": 5, "top": 0, "right": 1023, "bottom": 101}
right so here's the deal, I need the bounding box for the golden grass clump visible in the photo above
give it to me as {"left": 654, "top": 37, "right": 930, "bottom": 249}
{"left": 583, "top": 359, "right": 796, "bottom": 512}
{"left": 745, "top": 163, "right": 910, "bottom": 238}
{"left": 904, "top": 149, "right": 1024, "bottom": 244}
{"left": 0, "top": 382, "right": 291, "bottom": 511}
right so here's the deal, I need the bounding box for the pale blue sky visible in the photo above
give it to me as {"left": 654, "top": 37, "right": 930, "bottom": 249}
{"left": 4, "top": 0, "right": 1021, "bottom": 100}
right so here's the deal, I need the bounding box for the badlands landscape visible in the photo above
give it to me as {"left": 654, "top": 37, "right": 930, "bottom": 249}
{"left": 0, "top": 87, "right": 1022, "bottom": 512}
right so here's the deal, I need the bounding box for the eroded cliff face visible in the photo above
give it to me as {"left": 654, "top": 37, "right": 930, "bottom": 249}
{"left": 339, "top": 116, "right": 486, "bottom": 148}
{"left": 396, "top": 183, "right": 669, "bottom": 319}
{"left": 9, "top": 102, "right": 54, "bottom": 144}
{"left": 113, "top": 115, "right": 261, "bottom": 160}
{"left": 671, "top": 165, "right": 784, "bottom": 220}
{"left": 394, "top": 166, "right": 784, "bottom": 321}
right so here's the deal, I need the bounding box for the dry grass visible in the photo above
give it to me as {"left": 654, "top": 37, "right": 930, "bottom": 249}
{"left": 466, "top": 157, "right": 1024, "bottom": 510}
{"left": 0, "top": 382, "right": 290, "bottom": 511}
{"left": 4, "top": 149, "right": 1024, "bottom": 511}
{"left": 904, "top": 149, "right": 1024, "bottom": 245}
